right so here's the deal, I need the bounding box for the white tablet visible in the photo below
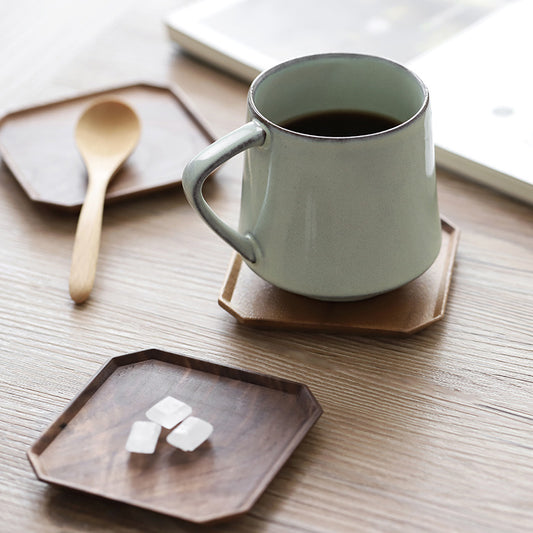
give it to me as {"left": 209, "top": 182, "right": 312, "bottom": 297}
{"left": 166, "top": 0, "right": 533, "bottom": 205}
{"left": 410, "top": 0, "right": 533, "bottom": 205}
{"left": 165, "top": 0, "right": 494, "bottom": 81}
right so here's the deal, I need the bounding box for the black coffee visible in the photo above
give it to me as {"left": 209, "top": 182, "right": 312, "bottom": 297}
{"left": 280, "top": 110, "right": 401, "bottom": 137}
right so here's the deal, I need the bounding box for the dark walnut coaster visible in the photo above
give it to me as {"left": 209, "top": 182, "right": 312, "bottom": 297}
{"left": 27, "top": 349, "right": 322, "bottom": 524}
{"left": 0, "top": 82, "right": 214, "bottom": 211}
{"left": 219, "top": 218, "right": 460, "bottom": 335}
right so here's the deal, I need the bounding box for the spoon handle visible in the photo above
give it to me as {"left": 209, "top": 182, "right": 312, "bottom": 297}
{"left": 69, "top": 179, "right": 107, "bottom": 303}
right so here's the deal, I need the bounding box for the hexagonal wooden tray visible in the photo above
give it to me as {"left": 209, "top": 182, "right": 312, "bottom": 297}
{"left": 0, "top": 83, "right": 214, "bottom": 211}
{"left": 219, "top": 218, "right": 459, "bottom": 335}
{"left": 27, "top": 349, "right": 322, "bottom": 524}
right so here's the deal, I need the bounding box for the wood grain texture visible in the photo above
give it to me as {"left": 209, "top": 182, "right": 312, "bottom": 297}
{"left": 1, "top": 1, "right": 532, "bottom": 532}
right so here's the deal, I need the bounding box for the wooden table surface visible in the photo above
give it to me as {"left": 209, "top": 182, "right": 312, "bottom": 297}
{"left": 1, "top": 1, "right": 531, "bottom": 532}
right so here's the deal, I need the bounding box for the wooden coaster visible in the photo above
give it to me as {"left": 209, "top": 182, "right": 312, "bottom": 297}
{"left": 219, "top": 218, "right": 460, "bottom": 335}
{"left": 27, "top": 349, "right": 322, "bottom": 524}
{"left": 0, "top": 82, "right": 214, "bottom": 211}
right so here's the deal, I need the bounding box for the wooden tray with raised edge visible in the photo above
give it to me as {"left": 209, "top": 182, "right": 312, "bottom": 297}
{"left": 219, "top": 218, "right": 460, "bottom": 335}
{"left": 27, "top": 349, "right": 322, "bottom": 524}
{"left": 0, "top": 83, "right": 214, "bottom": 211}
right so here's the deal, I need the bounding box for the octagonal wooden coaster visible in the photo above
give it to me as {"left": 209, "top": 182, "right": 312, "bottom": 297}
{"left": 219, "top": 218, "right": 460, "bottom": 335}
{"left": 0, "top": 82, "right": 214, "bottom": 211}
{"left": 27, "top": 349, "right": 322, "bottom": 524}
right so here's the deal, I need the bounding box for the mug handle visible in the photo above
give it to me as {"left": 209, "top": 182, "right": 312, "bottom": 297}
{"left": 182, "top": 120, "right": 267, "bottom": 263}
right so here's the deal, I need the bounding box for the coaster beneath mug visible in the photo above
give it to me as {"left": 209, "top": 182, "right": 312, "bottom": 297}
{"left": 219, "top": 218, "right": 459, "bottom": 335}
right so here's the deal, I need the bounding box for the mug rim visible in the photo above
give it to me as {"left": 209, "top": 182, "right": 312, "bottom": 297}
{"left": 248, "top": 52, "right": 429, "bottom": 140}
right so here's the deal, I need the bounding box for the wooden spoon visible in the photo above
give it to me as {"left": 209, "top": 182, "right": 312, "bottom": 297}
{"left": 69, "top": 100, "right": 141, "bottom": 304}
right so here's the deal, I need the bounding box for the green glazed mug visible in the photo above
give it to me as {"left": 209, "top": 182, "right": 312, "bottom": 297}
{"left": 182, "top": 53, "right": 441, "bottom": 301}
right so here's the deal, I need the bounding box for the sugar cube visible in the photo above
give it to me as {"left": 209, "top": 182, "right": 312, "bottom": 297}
{"left": 166, "top": 416, "right": 213, "bottom": 452}
{"left": 145, "top": 396, "right": 192, "bottom": 429}
{"left": 125, "top": 420, "right": 161, "bottom": 454}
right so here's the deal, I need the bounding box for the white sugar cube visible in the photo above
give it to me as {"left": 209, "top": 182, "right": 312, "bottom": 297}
{"left": 145, "top": 396, "right": 192, "bottom": 429}
{"left": 125, "top": 421, "right": 161, "bottom": 454}
{"left": 166, "top": 416, "right": 213, "bottom": 452}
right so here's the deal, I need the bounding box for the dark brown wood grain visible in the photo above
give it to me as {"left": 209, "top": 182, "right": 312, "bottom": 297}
{"left": 28, "top": 349, "right": 322, "bottom": 524}
{"left": 0, "top": 83, "right": 214, "bottom": 211}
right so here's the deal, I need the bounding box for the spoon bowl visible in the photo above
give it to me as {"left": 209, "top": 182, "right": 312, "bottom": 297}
{"left": 69, "top": 99, "right": 141, "bottom": 304}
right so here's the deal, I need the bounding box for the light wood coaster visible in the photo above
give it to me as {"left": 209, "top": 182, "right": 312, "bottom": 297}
{"left": 27, "top": 349, "right": 322, "bottom": 524}
{"left": 219, "top": 218, "right": 460, "bottom": 335}
{"left": 0, "top": 82, "right": 214, "bottom": 211}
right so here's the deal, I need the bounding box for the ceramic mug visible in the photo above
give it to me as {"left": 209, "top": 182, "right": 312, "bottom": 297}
{"left": 182, "top": 53, "right": 441, "bottom": 301}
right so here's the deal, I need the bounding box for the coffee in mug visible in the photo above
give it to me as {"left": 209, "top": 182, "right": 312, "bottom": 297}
{"left": 281, "top": 110, "right": 401, "bottom": 137}
{"left": 182, "top": 53, "right": 441, "bottom": 301}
